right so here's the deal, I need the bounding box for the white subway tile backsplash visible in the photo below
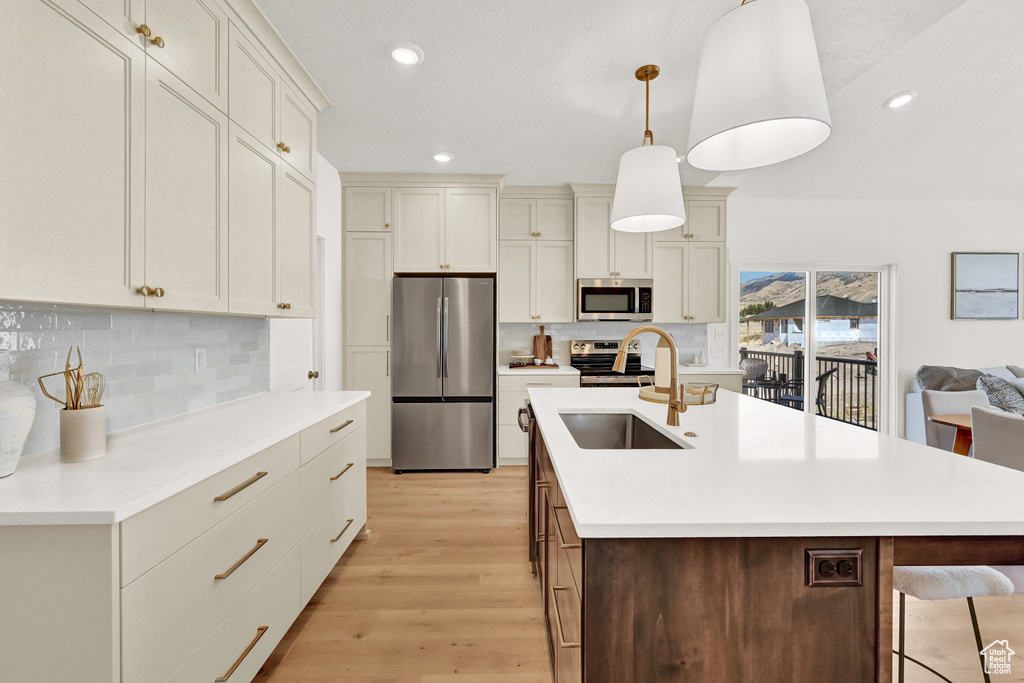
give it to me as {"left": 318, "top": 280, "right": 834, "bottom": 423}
{"left": 0, "top": 301, "right": 268, "bottom": 455}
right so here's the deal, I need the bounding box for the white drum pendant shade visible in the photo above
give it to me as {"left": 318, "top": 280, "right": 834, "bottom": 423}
{"left": 610, "top": 145, "right": 686, "bottom": 233}
{"left": 686, "top": 0, "right": 831, "bottom": 171}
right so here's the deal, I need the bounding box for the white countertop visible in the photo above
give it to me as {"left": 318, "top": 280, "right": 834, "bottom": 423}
{"left": 498, "top": 365, "right": 580, "bottom": 377}
{"left": 677, "top": 364, "right": 742, "bottom": 376}
{"left": 529, "top": 387, "right": 1024, "bottom": 539}
{"left": 0, "top": 391, "right": 370, "bottom": 526}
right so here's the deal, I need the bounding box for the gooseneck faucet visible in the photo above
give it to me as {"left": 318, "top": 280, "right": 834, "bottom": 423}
{"left": 613, "top": 325, "right": 684, "bottom": 426}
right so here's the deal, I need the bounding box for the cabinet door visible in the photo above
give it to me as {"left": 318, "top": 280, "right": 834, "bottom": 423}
{"left": 498, "top": 242, "right": 535, "bottom": 323}
{"left": 536, "top": 199, "right": 574, "bottom": 241}
{"left": 344, "top": 187, "right": 392, "bottom": 232}
{"left": 228, "top": 24, "right": 277, "bottom": 151}
{"left": 343, "top": 346, "right": 391, "bottom": 464}
{"left": 87, "top": 0, "right": 145, "bottom": 41}
{"left": 613, "top": 230, "right": 654, "bottom": 279}
{"left": 277, "top": 167, "right": 316, "bottom": 317}
{"left": 145, "top": 59, "right": 228, "bottom": 312}
{"left": 536, "top": 241, "right": 575, "bottom": 323}
{"left": 445, "top": 188, "right": 497, "bottom": 272}
{"left": 653, "top": 244, "right": 686, "bottom": 323}
{"left": 653, "top": 221, "right": 688, "bottom": 242}
{"left": 575, "top": 196, "right": 613, "bottom": 278}
{"left": 228, "top": 123, "right": 278, "bottom": 316}
{"left": 0, "top": 0, "right": 145, "bottom": 308}
{"left": 344, "top": 233, "right": 393, "bottom": 345}
{"left": 685, "top": 199, "right": 726, "bottom": 241}
{"left": 279, "top": 83, "right": 316, "bottom": 182}
{"left": 393, "top": 188, "right": 445, "bottom": 273}
{"left": 687, "top": 242, "right": 726, "bottom": 323}
{"left": 499, "top": 198, "right": 535, "bottom": 240}
{"left": 144, "top": 0, "right": 228, "bottom": 112}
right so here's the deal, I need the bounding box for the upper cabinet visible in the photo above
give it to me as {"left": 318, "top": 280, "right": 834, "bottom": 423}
{"left": 344, "top": 187, "right": 392, "bottom": 232}
{"left": 499, "top": 198, "right": 573, "bottom": 241}
{"left": 393, "top": 186, "right": 497, "bottom": 273}
{"left": 2, "top": 0, "right": 329, "bottom": 317}
{"left": 654, "top": 198, "right": 727, "bottom": 242}
{"left": 575, "top": 195, "right": 653, "bottom": 279}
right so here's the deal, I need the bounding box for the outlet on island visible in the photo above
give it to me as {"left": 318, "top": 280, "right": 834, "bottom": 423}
{"left": 805, "top": 549, "right": 864, "bottom": 587}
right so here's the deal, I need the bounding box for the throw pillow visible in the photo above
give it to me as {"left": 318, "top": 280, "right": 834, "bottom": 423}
{"left": 1007, "top": 365, "right": 1024, "bottom": 379}
{"left": 976, "top": 375, "right": 1024, "bottom": 414}
{"left": 916, "top": 365, "right": 984, "bottom": 392}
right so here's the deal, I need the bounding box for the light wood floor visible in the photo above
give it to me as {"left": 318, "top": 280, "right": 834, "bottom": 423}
{"left": 257, "top": 465, "right": 1024, "bottom": 682}
{"left": 256, "top": 466, "right": 553, "bottom": 683}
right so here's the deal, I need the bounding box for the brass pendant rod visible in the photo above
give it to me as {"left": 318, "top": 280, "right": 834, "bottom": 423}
{"left": 644, "top": 77, "right": 654, "bottom": 146}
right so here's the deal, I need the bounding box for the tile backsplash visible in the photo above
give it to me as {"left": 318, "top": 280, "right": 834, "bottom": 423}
{"left": 499, "top": 322, "right": 708, "bottom": 368}
{"left": 0, "top": 301, "right": 269, "bottom": 455}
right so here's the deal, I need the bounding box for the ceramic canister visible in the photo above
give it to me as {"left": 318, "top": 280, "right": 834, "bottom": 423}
{"left": 59, "top": 405, "right": 107, "bottom": 463}
{"left": 0, "top": 350, "right": 36, "bottom": 477}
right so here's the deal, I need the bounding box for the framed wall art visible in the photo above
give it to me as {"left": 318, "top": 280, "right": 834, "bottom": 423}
{"left": 951, "top": 252, "right": 1020, "bottom": 320}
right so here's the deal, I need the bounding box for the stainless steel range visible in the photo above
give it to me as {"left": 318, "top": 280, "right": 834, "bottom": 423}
{"left": 569, "top": 339, "right": 653, "bottom": 387}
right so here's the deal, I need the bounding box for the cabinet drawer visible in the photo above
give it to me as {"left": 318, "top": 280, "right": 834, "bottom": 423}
{"left": 300, "top": 424, "right": 366, "bottom": 531}
{"left": 165, "top": 548, "right": 300, "bottom": 683}
{"left": 121, "top": 434, "right": 299, "bottom": 586}
{"left": 553, "top": 554, "right": 583, "bottom": 681}
{"left": 498, "top": 390, "right": 530, "bottom": 425}
{"left": 553, "top": 505, "right": 582, "bottom": 599}
{"left": 300, "top": 403, "right": 367, "bottom": 465}
{"left": 300, "top": 474, "right": 367, "bottom": 605}
{"left": 499, "top": 374, "right": 579, "bottom": 393}
{"left": 122, "top": 471, "right": 304, "bottom": 683}
{"left": 498, "top": 424, "right": 528, "bottom": 463}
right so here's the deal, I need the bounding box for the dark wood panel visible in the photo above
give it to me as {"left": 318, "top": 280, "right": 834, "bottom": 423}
{"left": 555, "top": 548, "right": 583, "bottom": 682}
{"left": 584, "top": 537, "right": 882, "bottom": 683}
{"left": 875, "top": 538, "right": 893, "bottom": 683}
{"left": 893, "top": 536, "right": 1024, "bottom": 566}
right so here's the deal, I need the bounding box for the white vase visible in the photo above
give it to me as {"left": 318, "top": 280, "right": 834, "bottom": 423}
{"left": 0, "top": 378, "right": 36, "bottom": 478}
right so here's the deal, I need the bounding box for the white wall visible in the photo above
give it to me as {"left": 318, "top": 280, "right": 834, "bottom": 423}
{"left": 726, "top": 197, "right": 1024, "bottom": 435}
{"left": 317, "top": 153, "right": 343, "bottom": 390}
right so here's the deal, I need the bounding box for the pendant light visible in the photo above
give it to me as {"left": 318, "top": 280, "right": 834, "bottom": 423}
{"left": 686, "top": 0, "right": 831, "bottom": 171}
{"left": 610, "top": 65, "right": 686, "bottom": 233}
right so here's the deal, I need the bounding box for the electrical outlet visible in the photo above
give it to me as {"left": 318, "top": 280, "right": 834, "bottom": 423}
{"left": 194, "top": 347, "right": 207, "bottom": 373}
{"left": 805, "top": 549, "right": 863, "bottom": 587}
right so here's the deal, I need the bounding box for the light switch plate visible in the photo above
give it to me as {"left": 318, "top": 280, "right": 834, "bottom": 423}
{"left": 805, "top": 548, "right": 864, "bottom": 587}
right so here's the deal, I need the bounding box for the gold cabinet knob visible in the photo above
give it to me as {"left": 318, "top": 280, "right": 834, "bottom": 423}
{"left": 308, "top": 370, "right": 319, "bottom": 379}
{"left": 384, "top": 223, "right": 390, "bottom": 228}
{"left": 446, "top": 264, "right": 451, "bottom": 269}
{"left": 277, "top": 142, "right": 291, "bottom": 153}
{"left": 137, "top": 285, "right": 152, "bottom": 296}
{"left": 149, "top": 35, "right": 165, "bottom": 48}
{"left": 277, "top": 302, "right": 290, "bottom": 310}
{"left": 152, "top": 287, "right": 165, "bottom": 298}
{"left": 136, "top": 24, "right": 151, "bottom": 37}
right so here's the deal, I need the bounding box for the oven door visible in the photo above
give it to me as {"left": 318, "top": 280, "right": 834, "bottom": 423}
{"left": 577, "top": 279, "right": 641, "bottom": 321}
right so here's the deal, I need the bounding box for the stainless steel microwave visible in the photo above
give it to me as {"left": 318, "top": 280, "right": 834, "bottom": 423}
{"left": 576, "top": 278, "right": 653, "bottom": 322}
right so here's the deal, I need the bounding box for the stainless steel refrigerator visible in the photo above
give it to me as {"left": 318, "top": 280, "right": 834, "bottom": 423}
{"left": 391, "top": 276, "right": 495, "bottom": 472}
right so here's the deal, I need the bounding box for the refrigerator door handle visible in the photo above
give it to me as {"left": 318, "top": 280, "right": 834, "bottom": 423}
{"left": 443, "top": 297, "right": 450, "bottom": 378}
{"left": 436, "top": 297, "right": 442, "bottom": 378}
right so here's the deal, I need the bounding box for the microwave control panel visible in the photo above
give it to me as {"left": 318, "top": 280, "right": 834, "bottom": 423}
{"left": 638, "top": 289, "right": 652, "bottom": 314}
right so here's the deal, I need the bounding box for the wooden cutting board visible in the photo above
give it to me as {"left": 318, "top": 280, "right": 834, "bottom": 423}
{"left": 533, "top": 325, "right": 553, "bottom": 362}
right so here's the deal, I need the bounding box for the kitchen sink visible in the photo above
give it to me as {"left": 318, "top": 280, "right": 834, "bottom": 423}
{"left": 559, "top": 412, "right": 690, "bottom": 450}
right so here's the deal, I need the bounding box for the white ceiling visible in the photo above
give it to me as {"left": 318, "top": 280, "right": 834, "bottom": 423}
{"left": 255, "top": 0, "right": 1023, "bottom": 200}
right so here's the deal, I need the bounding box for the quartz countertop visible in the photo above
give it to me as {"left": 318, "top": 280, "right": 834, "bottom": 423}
{"left": 498, "top": 365, "right": 580, "bottom": 377}
{"left": 677, "top": 364, "right": 742, "bottom": 375}
{"left": 0, "top": 391, "right": 370, "bottom": 526}
{"left": 529, "top": 387, "right": 1024, "bottom": 539}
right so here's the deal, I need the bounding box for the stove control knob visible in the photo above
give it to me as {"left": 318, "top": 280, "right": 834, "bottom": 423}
{"left": 581, "top": 343, "right": 587, "bottom": 350}
{"left": 573, "top": 343, "right": 579, "bottom": 350}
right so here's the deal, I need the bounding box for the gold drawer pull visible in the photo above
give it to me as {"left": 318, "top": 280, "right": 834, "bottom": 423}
{"left": 330, "top": 419, "right": 354, "bottom": 434}
{"left": 330, "top": 462, "right": 355, "bottom": 481}
{"left": 536, "top": 480, "right": 551, "bottom": 488}
{"left": 551, "top": 504, "right": 580, "bottom": 549}
{"left": 549, "top": 586, "right": 581, "bottom": 648}
{"left": 215, "top": 625, "right": 268, "bottom": 681}
{"left": 331, "top": 518, "right": 354, "bottom": 543}
{"left": 213, "top": 472, "right": 268, "bottom": 502}
{"left": 215, "top": 538, "right": 268, "bottom": 580}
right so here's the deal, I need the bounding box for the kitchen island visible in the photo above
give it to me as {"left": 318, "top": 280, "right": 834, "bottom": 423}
{"left": 527, "top": 387, "right": 1024, "bottom": 682}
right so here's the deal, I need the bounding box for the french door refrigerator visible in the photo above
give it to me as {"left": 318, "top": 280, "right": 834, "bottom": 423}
{"left": 391, "top": 276, "right": 495, "bottom": 472}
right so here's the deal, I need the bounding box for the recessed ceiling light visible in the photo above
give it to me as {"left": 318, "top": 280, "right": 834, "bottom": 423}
{"left": 433, "top": 152, "right": 453, "bottom": 162}
{"left": 388, "top": 42, "right": 424, "bottom": 66}
{"left": 884, "top": 90, "right": 917, "bottom": 110}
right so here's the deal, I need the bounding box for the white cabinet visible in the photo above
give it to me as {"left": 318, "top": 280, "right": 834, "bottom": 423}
{"left": 653, "top": 242, "right": 727, "bottom": 323}
{"left": 498, "top": 241, "right": 574, "bottom": 323}
{"left": 393, "top": 187, "right": 497, "bottom": 273}
{"left": 496, "top": 373, "right": 579, "bottom": 465}
{"left": 344, "top": 347, "right": 392, "bottom": 464}
{"left": 575, "top": 196, "right": 653, "bottom": 278}
{"left": 0, "top": 0, "right": 146, "bottom": 308}
{"left": 344, "top": 186, "right": 392, "bottom": 232}
{"left": 277, "top": 166, "right": 316, "bottom": 317}
{"left": 499, "top": 198, "right": 573, "bottom": 241}
{"left": 654, "top": 198, "right": 727, "bottom": 242}
{"left": 344, "top": 233, "right": 393, "bottom": 345}
{"left": 144, "top": 59, "right": 229, "bottom": 313}
{"left": 279, "top": 83, "right": 317, "bottom": 182}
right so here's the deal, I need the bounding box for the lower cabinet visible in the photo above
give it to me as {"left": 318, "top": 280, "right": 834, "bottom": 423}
{"left": 0, "top": 400, "right": 368, "bottom": 683}
{"left": 344, "top": 346, "right": 392, "bottom": 464}
{"left": 497, "top": 374, "right": 579, "bottom": 465}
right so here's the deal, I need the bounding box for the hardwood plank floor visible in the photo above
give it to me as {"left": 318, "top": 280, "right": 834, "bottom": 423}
{"left": 257, "top": 467, "right": 553, "bottom": 683}
{"left": 258, "top": 465, "right": 1024, "bottom": 682}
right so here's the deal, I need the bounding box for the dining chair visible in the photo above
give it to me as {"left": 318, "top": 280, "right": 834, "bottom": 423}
{"left": 921, "top": 389, "right": 989, "bottom": 453}
{"left": 777, "top": 367, "right": 838, "bottom": 415}
{"left": 739, "top": 358, "right": 768, "bottom": 397}
{"left": 971, "top": 405, "right": 1024, "bottom": 469}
